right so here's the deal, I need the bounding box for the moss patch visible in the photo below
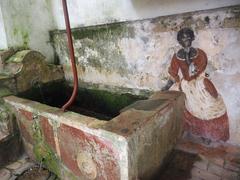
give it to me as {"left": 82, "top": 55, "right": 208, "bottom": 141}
{"left": 71, "top": 23, "right": 135, "bottom": 40}
{"left": 0, "top": 88, "right": 12, "bottom": 98}
{"left": 21, "top": 31, "right": 29, "bottom": 48}
{"left": 33, "top": 143, "right": 61, "bottom": 177}
{"left": 51, "top": 22, "right": 135, "bottom": 75}
{"left": 13, "top": 28, "right": 29, "bottom": 49}
{"left": 0, "top": 74, "right": 10, "bottom": 80}
{"left": 32, "top": 119, "right": 61, "bottom": 177}
{"left": 7, "top": 50, "right": 31, "bottom": 63}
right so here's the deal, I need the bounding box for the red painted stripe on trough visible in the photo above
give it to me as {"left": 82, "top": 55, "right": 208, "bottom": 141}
{"left": 19, "top": 109, "right": 33, "bottom": 121}
{"left": 39, "top": 116, "right": 57, "bottom": 153}
{"left": 58, "top": 123, "right": 120, "bottom": 179}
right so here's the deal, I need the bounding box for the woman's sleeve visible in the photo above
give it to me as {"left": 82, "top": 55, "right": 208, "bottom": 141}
{"left": 194, "top": 49, "right": 208, "bottom": 77}
{"left": 204, "top": 78, "right": 218, "bottom": 98}
{"left": 168, "top": 55, "right": 180, "bottom": 82}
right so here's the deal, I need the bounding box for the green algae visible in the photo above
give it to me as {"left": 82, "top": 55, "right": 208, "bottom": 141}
{"left": 33, "top": 143, "right": 61, "bottom": 177}
{"left": 13, "top": 28, "right": 29, "bottom": 49}
{"left": 71, "top": 23, "right": 135, "bottom": 40}
{"left": 0, "top": 74, "right": 10, "bottom": 80}
{"left": 32, "top": 118, "right": 61, "bottom": 177}
{"left": 51, "top": 22, "right": 135, "bottom": 75}
{"left": 0, "top": 88, "right": 12, "bottom": 98}
{"left": 7, "top": 50, "right": 31, "bottom": 63}
{"left": 21, "top": 31, "right": 29, "bottom": 48}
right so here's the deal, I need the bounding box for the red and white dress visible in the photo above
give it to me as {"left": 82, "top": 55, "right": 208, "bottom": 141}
{"left": 168, "top": 48, "right": 229, "bottom": 142}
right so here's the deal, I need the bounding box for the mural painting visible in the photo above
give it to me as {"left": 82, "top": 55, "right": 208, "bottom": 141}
{"left": 163, "top": 28, "right": 229, "bottom": 142}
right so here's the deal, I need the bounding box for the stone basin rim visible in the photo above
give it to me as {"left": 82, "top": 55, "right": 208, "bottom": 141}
{"left": 3, "top": 95, "right": 171, "bottom": 128}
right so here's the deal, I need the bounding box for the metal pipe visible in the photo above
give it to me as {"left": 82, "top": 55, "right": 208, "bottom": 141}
{"left": 61, "top": 0, "right": 78, "bottom": 111}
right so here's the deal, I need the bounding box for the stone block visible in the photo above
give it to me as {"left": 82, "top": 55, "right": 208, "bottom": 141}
{"left": 17, "top": 154, "right": 29, "bottom": 164}
{"left": 6, "top": 161, "right": 22, "bottom": 170}
{"left": 175, "top": 139, "right": 206, "bottom": 154}
{"left": 194, "top": 160, "right": 209, "bottom": 170}
{"left": 211, "top": 158, "right": 225, "bottom": 167}
{"left": 207, "top": 163, "right": 224, "bottom": 176}
{"left": 12, "top": 162, "right": 35, "bottom": 176}
{"left": 199, "top": 152, "right": 225, "bottom": 167}
{"left": 225, "top": 145, "right": 240, "bottom": 155}
{"left": 191, "top": 167, "right": 221, "bottom": 180}
{"left": 208, "top": 163, "right": 240, "bottom": 180}
{"left": 225, "top": 153, "right": 240, "bottom": 167}
{"left": 224, "top": 162, "right": 240, "bottom": 172}
{"left": 0, "top": 168, "right": 11, "bottom": 180}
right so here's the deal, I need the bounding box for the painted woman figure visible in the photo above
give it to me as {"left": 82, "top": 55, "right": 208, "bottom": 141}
{"left": 165, "top": 28, "right": 229, "bottom": 142}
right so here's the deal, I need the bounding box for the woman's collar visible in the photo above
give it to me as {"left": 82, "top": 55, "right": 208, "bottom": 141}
{"left": 176, "top": 47, "right": 198, "bottom": 61}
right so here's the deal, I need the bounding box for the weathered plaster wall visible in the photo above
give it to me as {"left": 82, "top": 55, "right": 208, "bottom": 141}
{"left": 0, "top": 0, "right": 55, "bottom": 62}
{"left": 51, "top": 6, "right": 240, "bottom": 145}
{"left": 1, "top": 0, "right": 239, "bottom": 61}
{"left": 51, "top": 0, "right": 240, "bottom": 29}
{"left": 0, "top": 6, "right": 7, "bottom": 49}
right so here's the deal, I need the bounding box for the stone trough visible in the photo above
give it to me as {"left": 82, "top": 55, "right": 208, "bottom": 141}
{"left": 1, "top": 50, "right": 185, "bottom": 179}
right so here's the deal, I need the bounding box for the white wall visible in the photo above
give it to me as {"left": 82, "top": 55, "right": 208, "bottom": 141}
{"left": 0, "top": 0, "right": 239, "bottom": 60}
{"left": 52, "top": 0, "right": 240, "bottom": 29}
{"left": 0, "top": 0, "right": 56, "bottom": 62}
{"left": 0, "top": 6, "right": 7, "bottom": 49}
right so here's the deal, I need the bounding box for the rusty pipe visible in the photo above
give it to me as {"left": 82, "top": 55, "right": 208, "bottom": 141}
{"left": 61, "top": 0, "right": 78, "bottom": 111}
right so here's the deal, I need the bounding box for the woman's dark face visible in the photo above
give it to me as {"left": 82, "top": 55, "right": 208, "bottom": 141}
{"left": 179, "top": 33, "right": 193, "bottom": 48}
